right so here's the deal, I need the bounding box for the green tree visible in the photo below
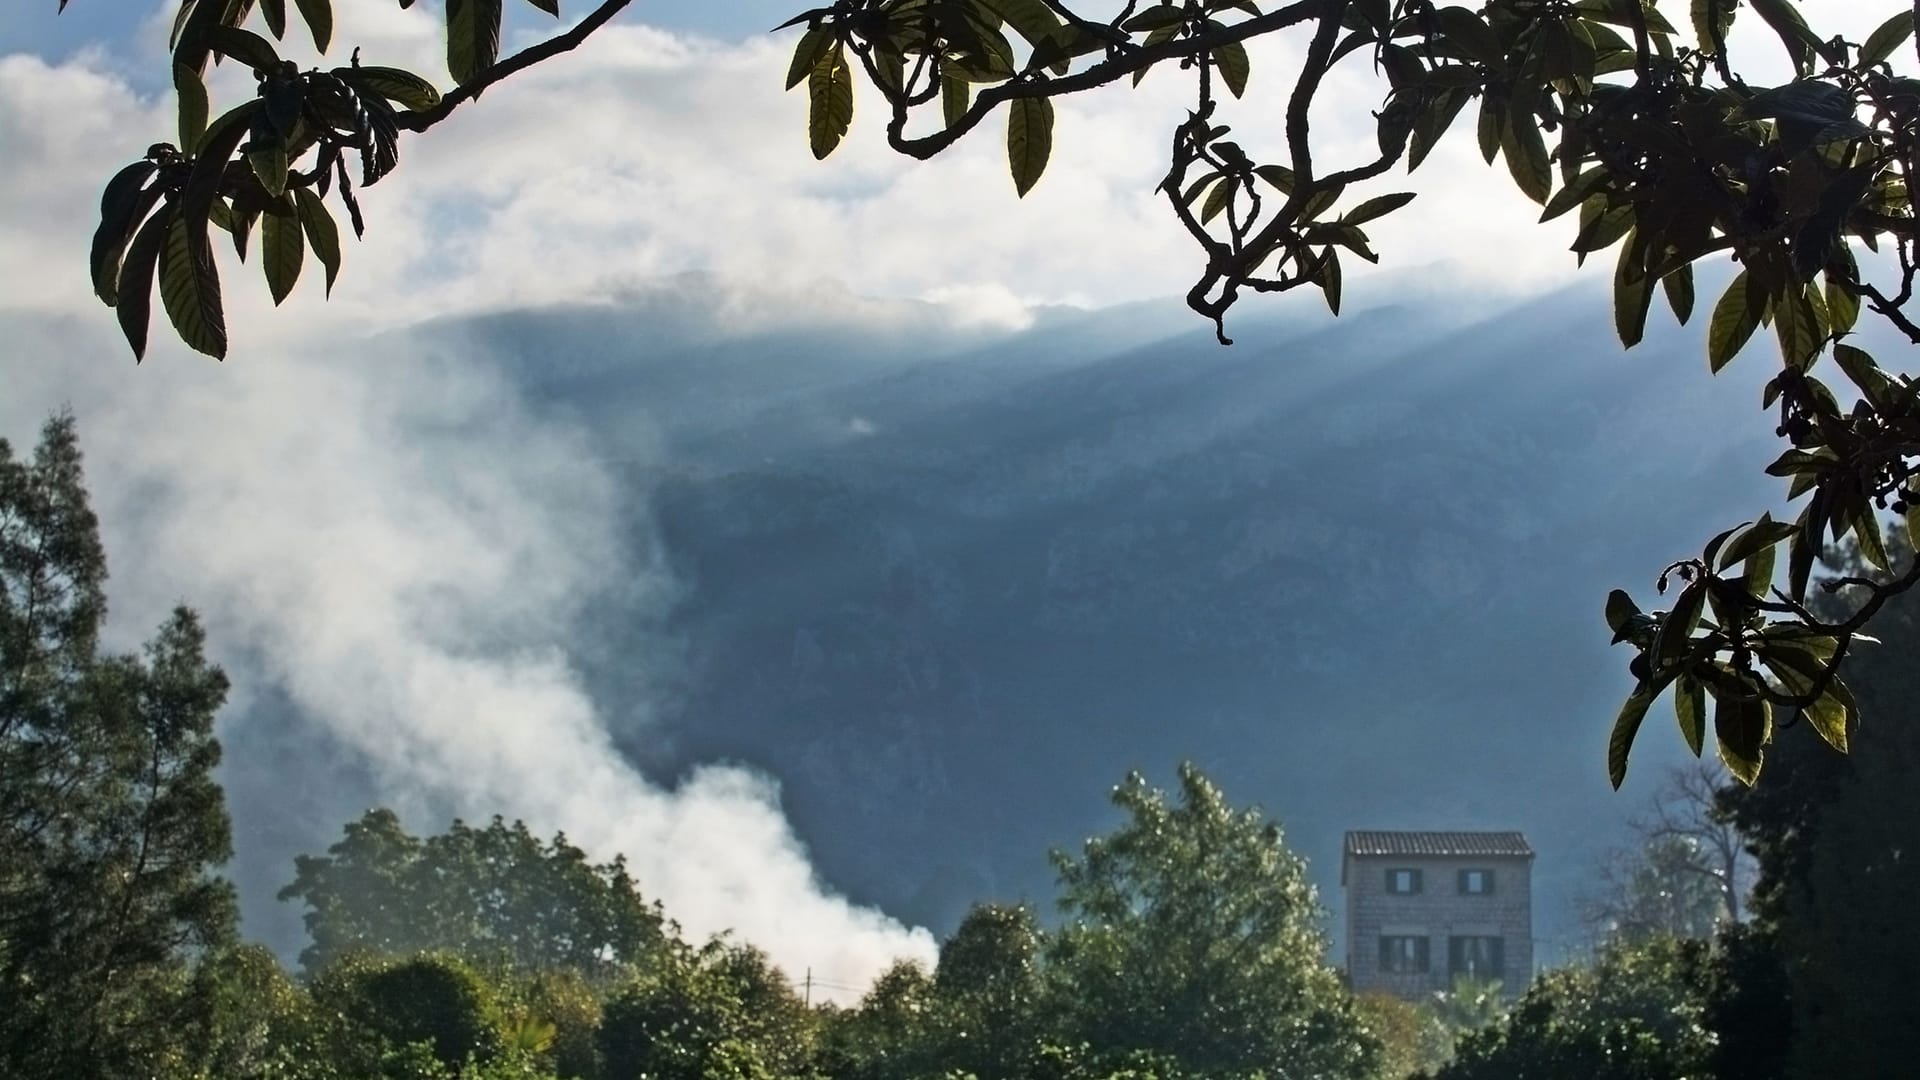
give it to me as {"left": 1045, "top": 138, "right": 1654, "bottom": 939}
{"left": 1427, "top": 937, "right": 1712, "bottom": 1080}
{"left": 58, "top": 0, "right": 1920, "bottom": 783}
{"left": 1047, "top": 763, "right": 1379, "bottom": 1079}
{"left": 597, "top": 941, "right": 809, "bottom": 1080}
{"left": 1717, "top": 533, "right": 1920, "bottom": 1077}
{"left": 0, "top": 415, "right": 238, "bottom": 1080}
{"left": 310, "top": 951, "right": 511, "bottom": 1078}
{"left": 930, "top": 903, "right": 1048, "bottom": 1080}
{"left": 280, "top": 809, "right": 672, "bottom": 980}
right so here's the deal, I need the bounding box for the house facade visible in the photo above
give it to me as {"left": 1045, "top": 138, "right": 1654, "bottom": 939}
{"left": 1341, "top": 830, "right": 1534, "bottom": 999}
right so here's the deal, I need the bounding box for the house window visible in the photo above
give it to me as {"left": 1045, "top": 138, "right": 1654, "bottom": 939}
{"left": 1379, "top": 936, "right": 1430, "bottom": 974}
{"left": 1385, "top": 868, "right": 1423, "bottom": 894}
{"left": 1449, "top": 936, "right": 1505, "bottom": 978}
{"left": 1458, "top": 868, "right": 1494, "bottom": 895}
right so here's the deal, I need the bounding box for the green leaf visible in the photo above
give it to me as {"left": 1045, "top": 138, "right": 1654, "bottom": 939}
{"left": 940, "top": 61, "right": 970, "bottom": 129}
{"left": 91, "top": 160, "right": 161, "bottom": 306}
{"left": 1860, "top": 11, "right": 1915, "bottom": 68}
{"left": 1772, "top": 285, "right": 1822, "bottom": 369}
{"left": 158, "top": 212, "right": 227, "bottom": 359}
{"left": 1613, "top": 232, "right": 1654, "bottom": 347}
{"left": 1715, "top": 693, "right": 1770, "bottom": 786}
{"left": 261, "top": 0, "right": 287, "bottom": 39}
{"left": 1540, "top": 166, "right": 1609, "bottom": 223}
{"left": 1661, "top": 264, "right": 1694, "bottom": 325}
{"left": 1652, "top": 579, "right": 1705, "bottom": 671}
{"left": 1342, "top": 192, "right": 1414, "bottom": 226}
{"left": 293, "top": 187, "right": 341, "bottom": 296}
{"left": 1501, "top": 106, "right": 1551, "bottom": 204}
{"left": 447, "top": 0, "right": 503, "bottom": 87}
{"left": 1434, "top": 5, "right": 1501, "bottom": 64}
{"left": 1316, "top": 248, "right": 1342, "bottom": 316}
{"left": 1854, "top": 507, "right": 1890, "bottom": 572}
{"left": 1476, "top": 94, "right": 1501, "bottom": 164}
{"left": 786, "top": 26, "right": 833, "bottom": 91}
{"left": 1123, "top": 4, "right": 1185, "bottom": 32}
{"left": 292, "top": 0, "right": 332, "bottom": 52}
{"left": 1609, "top": 685, "right": 1658, "bottom": 789}
{"left": 1741, "top": 535, "right": 1777, "bottom": 599}
{"left": 1690, "top": 0, "right": 1735, "bottom": 54}
{"left": 1253, "top": 164, "right": 1295, "bottom": 194}
{"left": 180, "top": 102, "right": 261, "bottom": 236}
{"left": 1212, "top": 40, "right": 1250, "bottom": 98}
{"left": 249, "top": 136, "right": 289, "bottom": 198}
{"left": 1605, "top": 589, "right": 1642, "bottom": 637}
{"left": 977, "top": 0, "right": 1066, "bottom": 52}
{"left": 1200, "top": 178, "right": 1234, "bottom": 224}
{"left": 1825, "top": 254, "right": 1861, "bottom": 334}
{"left": 1747, "top": 0, "right": 1822, "bottom": 73}
{"left": 207, "top": 26, "right": 282, "bottom": 71}
{"left": 115, "top": 207, "right": 171, "bottom": 361}
{"left": 1708, "top": 270, "right": 1760, "bottom": 371}
{"left": 1718, "top": 513, "right": 1797, "bottom": 571}
{"left": 174, "top": 62, "right": 210, "bottom": 155}
{"left": 1408, "top": 87, "right": 1469, "bottom": 171}
{"left": 344, "top": 66, "right": 444, "bottom": 111}
{"left": 525, "top": 0, "right": 560, "bottom": 15}
{"left": 1007, "top": 95, "right": 1054, "bottom": 197}
{"left": 261, "top": 199, "right": 303, "bottom": 305}
{"left": 1675, "top": 674, "right": 1705, "bottom": 757}
{"left": 808, "top": 42, "right": 853, "bottom": 160}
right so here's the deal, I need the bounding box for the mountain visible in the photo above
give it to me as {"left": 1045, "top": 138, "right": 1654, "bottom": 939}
{"left": 444, "top": 272, "right": 1807, "bottom": 966}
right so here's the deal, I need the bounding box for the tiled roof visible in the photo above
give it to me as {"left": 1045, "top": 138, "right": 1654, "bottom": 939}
{"left": 1343, "top": 831, "right": 1533, "bottom": 858}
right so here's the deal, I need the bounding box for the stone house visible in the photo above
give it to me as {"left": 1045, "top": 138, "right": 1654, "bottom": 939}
{"left": 1341, "top": 830, "right": 1534, "bottom": 999}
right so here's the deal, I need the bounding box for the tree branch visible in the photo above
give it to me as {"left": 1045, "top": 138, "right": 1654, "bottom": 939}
{"left": 396, "top": 0, "right": 636, "bottom": 133}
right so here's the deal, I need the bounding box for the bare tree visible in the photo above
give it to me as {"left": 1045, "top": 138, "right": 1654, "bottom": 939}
{"left": 1579, "top": 763, "right": 1756, "bottom": 941}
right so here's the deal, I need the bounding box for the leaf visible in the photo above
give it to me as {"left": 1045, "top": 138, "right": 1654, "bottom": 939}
{"left": 249, "top": 136, "right": 289, "bottom": 198}
{"left": 1708, "top": 270, "right": 1760, "bottom": 371}
{"left": 1476, "top": 94, "right": 1502, "bottom": 165}
{"left": 1317, "top": 248, "right": 1342, "bottom": 315}
{"left": 295, "top": 190, "right": 342, "bottom": 286}
{"left": 1501, "top": 106, "right": 1551, "bottom": 204}
{"left": 1200, "top": 179, "right": 1233, "bottom": 224}
{"left": 1652, "top": 579, "right": 1705, "bottom": 671}
{"left": 207, "top": 26, "right": 282, "bottom": 71}
{"left": 261, "top": 199, "right": 304, "bottom": 305}
{"left": 1212, "top": 40, "right": 1249, "bottom": 98}
{"left": 786, "top": 26, "right": 833, "bottom": 90}
{"left": 1408, "top": 87, "right": 1469, "bottom": 171}
{"left": 1007, "top": 95, "right": 1054, "bottom": 197}
{"left": 292, "top": 0, "right": 332, "bottom": 51}
{"left": 1718, "top": 513, "right": 1796, "bottom": 571}
{"left": 1860, "top": 11, "right": 1915, "bottom": 68}
{"left": 1540, "top": 166, "right": 1609, "bottom": 223}
{"left": 158, "top": 212, "right": 227, "bottom": 359}
{"left": 1613, "top": 231, "right": 1654, "bottom": 348}
{"left": 344, "top": 66, "right": 444, "bottom": 111}
{"left": 180, "top": 102, "right": 261, "bottom": 236}
{"left": 1661, "top": 264, "right": 1695, "bottom": 324}
{"left": 525, "top": 0, "right": 560, "bottom": 14}
{"left": 977, "top": 0, "right": 1066, "bottom": 53}
{"left": 1123, "top": 4, "right": 1185, "bottom": 32}
{"left": 1605, "top": 588, "right": 1642, "bottom": 637}
{"left": 1772, "top": 285, "right": 1821, "bottom": 369}
{"left": 1434, "top": 5, "right": 1501, "bottom": 64}
{"left": 447, "top": 0, "right": 503, "bottom": 87}
{"left": 1825, "top": 252, "right": 1861, "bottom": 334}
{"left": 941, "top": 62, "right": 970, "bottom": 129}
{"left": 1690, "top": 0, "right": 1735, "bottom": 54}
{"left": 1715, "top": 693, "right": 1770, "bottom": 786}
{"left": 808, "top": 42, "right": 853, "bottom": 160}
{"left": 174, "top": 62, "right": 210, "bottom": 155}
{"left": 1747, "top": 0, "right": 1821, "bottom": 73}
{"left": 115, "top": 207, "right": 172, "bottom": 361}
{"left": 1854, "top": 507, "right": 1890, "bottom": 572}
{"left": 91, "top": 160, "right": 160, "bottom": 306}
{"left": 1675, "top": 674, "right": 1705, "bottom": 757}
{"left": 261, "top": 0, "right": 286, "bottom": 39}
{"left": 1342, "top": 192, "right": 1414, "bottom": 226}
{"left": 1609, "top": 685, "right": 1658, "bottom": 789}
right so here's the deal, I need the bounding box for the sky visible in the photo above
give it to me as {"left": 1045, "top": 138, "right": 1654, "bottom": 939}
{"left": 2, "top": 0, "right": 1907, "bottom": 993}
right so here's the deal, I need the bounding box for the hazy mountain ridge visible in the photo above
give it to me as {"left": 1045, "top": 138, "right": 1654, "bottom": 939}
{"left": 454, "top": 278, "right": 1795, "bottom": 954}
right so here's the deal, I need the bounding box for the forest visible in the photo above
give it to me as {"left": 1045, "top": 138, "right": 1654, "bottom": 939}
{"left": 6, "top": 412, "right": 1917, "bottom": 1079}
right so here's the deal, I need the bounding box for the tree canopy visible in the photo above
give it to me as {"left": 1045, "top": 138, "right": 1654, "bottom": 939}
{"left": 58, "top": 0, "right": 1920, "bottom": 789}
